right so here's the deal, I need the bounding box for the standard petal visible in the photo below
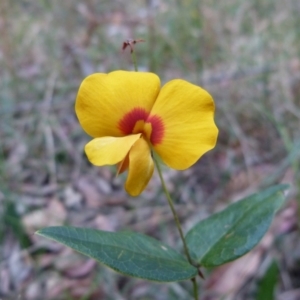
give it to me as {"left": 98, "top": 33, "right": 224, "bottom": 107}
{"left": 85, "top": 134, "right": 141, "bottom": 166}
{"left": 150, "top": 79, "right": 218, "bottom": 170}
{"left": 125, "top": 138, "right": 154, "bottom": 196}
{"left": 75, "top": 71, "right": 160, "bottom": 138}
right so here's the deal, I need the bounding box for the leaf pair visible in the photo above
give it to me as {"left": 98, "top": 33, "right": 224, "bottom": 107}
{"left": 37, "top": 184, "right": 288, "bottom": 282}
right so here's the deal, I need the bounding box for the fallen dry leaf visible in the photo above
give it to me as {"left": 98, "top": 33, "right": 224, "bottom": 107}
{"left": 64, "top": 259, "right": 96, "bottom": 279}
{"left": 23, "top": 198, "right": 67, "bottom": 235}
{"left": 75, "top": 176, "right": 103, "bottom": 208}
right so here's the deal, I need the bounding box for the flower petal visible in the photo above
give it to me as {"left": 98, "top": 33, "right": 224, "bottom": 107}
{"left": 116, "top": 152, "right": 129, "bottom": 175}
{"left": 150, "top": 80, "right": 218, "bottom": 170}
{"left": 85, "top": 134, "right": 141, "bottom": 166}
{"left": 125, "top": 138, "right": 154, "bottom": 196}
{"left": 75, "top": 71, "right": 160, "bottom": 138}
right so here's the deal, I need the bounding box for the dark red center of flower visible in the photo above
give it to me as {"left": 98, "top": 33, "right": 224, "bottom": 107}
{"left": 118, "top": 107, "right": 164, "bottom": 145}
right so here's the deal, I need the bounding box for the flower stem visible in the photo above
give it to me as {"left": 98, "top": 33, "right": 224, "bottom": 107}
{"left": 192, "top": 278, "right": 199, "bottom": 299}
{"left": 154, "top": 159, "right": 192, "bottom": 263}
{"left": 131, "top": 51, "right": 138, "bottom": 72}
{"left": 153, "top": 157, "right": 199, "bottom": 300}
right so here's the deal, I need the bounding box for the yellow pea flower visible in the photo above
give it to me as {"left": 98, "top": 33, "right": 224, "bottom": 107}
{"left": 75, "top": 71, "right": 218, "bottom": 196}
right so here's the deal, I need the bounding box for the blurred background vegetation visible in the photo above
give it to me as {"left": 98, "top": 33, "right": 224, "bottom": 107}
{"left": 0, "top": 0, "right": 300, "bottom": 299}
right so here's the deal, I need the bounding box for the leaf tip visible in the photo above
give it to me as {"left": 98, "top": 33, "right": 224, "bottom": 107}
{"left": 279, "top": 183, "right": 290, "bottom": 192}
{"left": 35, "top": 230, "right": 47, "bottom": 239}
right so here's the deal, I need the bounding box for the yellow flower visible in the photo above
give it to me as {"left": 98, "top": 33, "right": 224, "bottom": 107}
{"left": 75, "top": 71, "right": 218, "bottom": 196}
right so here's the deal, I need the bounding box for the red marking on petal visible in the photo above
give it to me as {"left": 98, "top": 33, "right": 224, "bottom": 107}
{"left": 148, "top": 115, "right": 164, "bottom": 145}
{"left": 118, "top": 107, "right": 164, "bottom": 145}
{"left": 118, "top": 107, "right": 148, "bottom": 135}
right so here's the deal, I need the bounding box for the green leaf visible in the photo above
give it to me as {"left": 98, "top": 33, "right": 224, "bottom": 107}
{"left": 256, "top": 260, "right": 279, "bottom": 300}
{"left": 36, "top": 226, "right": 197, "bottom": 282}
{"left": 185, "top": 184, "right": 288, "bottom": 268}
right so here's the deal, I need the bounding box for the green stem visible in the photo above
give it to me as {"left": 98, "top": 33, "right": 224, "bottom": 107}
{"left": 153, "top": 157, "right": 199, "bottom": 300}
{"left": 131, "top": 51, "right": 138, "bottom": 72}
{"left": 153, "top": 158, "right": 192, "bottom": 263}
{"left": 192, "top": 278, "right": 199, "bottom": 300}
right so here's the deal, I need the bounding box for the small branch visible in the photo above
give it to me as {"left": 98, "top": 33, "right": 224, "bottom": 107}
{"left": 122, "top": 39, "right": 145, "bottom": 71}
